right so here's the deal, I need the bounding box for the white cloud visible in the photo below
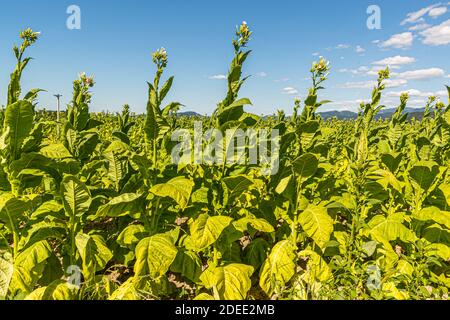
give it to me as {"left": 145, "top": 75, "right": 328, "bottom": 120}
{"left": 420, "top": 19, "right": 450, "bottom": 45}
{"left": 372, "top": 40, "right": 381, "bottom": 44}
{"left": 312, "top": 52, "right": 320, "bottom": 56}
{"left": 446, "top": 74, "right": 450, "bottom": 78}
{"left": 326, "top": 99, "right": 368, "bottom": 111}
{"left": 338, "top": 79, "right": 407, "bottom": 89}
{"left": 385, "top": 79, "right": 409, "bottom": 88}
{"left": 429, "top": 6, "right": 448, "bottom": 18}
{"left": 401, "top": 4, "right": 441, "bottom": 25}
{"left": 386, "top": 89, "right": 448, "bottom": 106}
{"left": 379, "top": 32, "right": 414, "bottom": 49}
{"left": 395, "top": 68, "right": 445, "bottom": 80}
{"left": 386, "top": 89, "right": 437, "bottom": 97}
{"left": 282, "top": 87, "right": 299, "bottom": 95}
{"left": 409, "top": 23, "right": 431, "bottom": 31}
{"left": 356, "top": 45, "right": 366, "bottom": 54}
{"left": 256, "top": 72, "right": 267, "bottom": 77}
{"left": 372, "top": 55, "right": 416, "bottom": 66}
{"left": 336, "top": 44, "right": 351, "bottom": 49}
{"left": 274, "top": 78, "right": 290, "bottom": 83}
{"left": 209, "top": 74, "right": 227, "bottom": 80}
{"left": 339, "top": 66, "right": 369, "bottom": 75}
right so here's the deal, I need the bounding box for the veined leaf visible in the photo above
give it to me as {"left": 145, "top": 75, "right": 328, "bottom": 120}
{"left": 117, "top": 224, "right": 146, "bottom": 249}
{"left": 61, "top": 175, "right": 92, "bottom": 218}
{"left": 200, "top": 263, "right": 254, "bottom": 300}
{"left": 233, "top": 217, "right": 274, "bottom": 233}
{"left": 190, "top": 213, "right": 233, "bottom": 252}
{"left": 222, "top": 175, "right": 253, "bottom": 206}
{"left": 96, "top": 193, "right": 144, "bottom": 218}
{"left": 298, "top": 249, "right": 332, "bottom": 283}
{"left": 134, "top": 234, "right": 178, "bottom": 280}
{"left": 9, "top": 241, "right": 52, "bottom": 295}
{"left": 0, "top": 251, "right": 13, "bottom": 299}
{"left": 40, "top": 144, "right": 72, "bottom": 159}
{"left": 413, "top": 207, "right": 450, "bottom": 229}
{"left": 292, "top": 153, "right": 318, "bottom": 179}
{"left": 1, "top": 100, "right": 34, "bottom": 161}
{"left": 170, "top": 250, "right": 203, "bottom": 284}
{"left": 26, "top": 280, "right": 78, "bottom": 300}
{"left": 75, "top": 233, "right": 113, "bottom": 280}
{"left": 366, "top": 213, "right": 416, "bottom": 243}
{"left": 259, "top": 240, "right": 296, "bottom": 296}
{"left": 150, "top": 177, "right": 194, "bottom": 209}
{"left": 298, "top": 204, "right": 334, "bottom": 250}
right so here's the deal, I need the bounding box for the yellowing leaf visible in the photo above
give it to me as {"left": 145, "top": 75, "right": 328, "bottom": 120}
{"left": 298, "top": 204, "right": 334, "bottom": 250}
{"left": 259, "top": 240, "right": 296, "bottom": 296}
{"left": 366, "top": 214, "right": 416, "bottom": 243}
{"left": 150, "top": 177, "right": 194, "bottom": 209}
{"left": 200, "top": 263, "right": 254, "bottom": 300}
{"left": 190, "top": 213, "right": 232, "bottom": 251}
{"left": 233, "top": 217, "right": 274, "bottom": 233}
{"left": 0, "top": 251, "right": 13, "bottom": 299}
{"left": 298, "top": 249, "right": 332, "bottom": 283}
{"left": 134, "top": 234, "right": 178, "bottom": 280}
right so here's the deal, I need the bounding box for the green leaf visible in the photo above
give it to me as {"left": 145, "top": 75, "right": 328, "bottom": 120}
{"left": 40, "top": 144, "right": 72, "bottom": 159}
{"left": 26, "top": 280, "right": 78, "bottom": 300}
{"left": 298, "top": 249, "right": 332, "bottom": 283}
{"left": 259, "top": 240, "right": 296, "bottom": 296}
{"left": 109, "top": 278, "right": 139, "bottom": 300}
{"left": 30, "top": 200, "right": 64, "bottom": 220}
{"left": 19, "top": 220, "right": 67, "bottom": 251}
{"left": 75, "top": 233, "right": 113, "bottom": 280}
{"left": 233, "top": 217, "right": 274, "bottom": 233}
{"left": 194, "top": 293, "right": 215, "bottom": 300}
{"left": 0, "top": 251, "right": 13, "bottom": 299}
{"left": 298, "top": 204, "right": 334, "bottom": 250}
{"left": 96, "top": 193, "right": 144, "bottom": 218}
{"left": 190, "top": 213, "right": 233, "bottom": 251}
{"left": 425, "top": 243, "right": 450, "bottom": 260}
{"left": 170, "top": 250, "right": 203, "bottom": 284}
{"left": 1, "top": 100, "right": 34, "bottom": 161}
{"left": 9, "top": 241, "right": 52, "bottom": 295}
{"left": 0, "top": 193, "right": 28, "bottom": 233}
{"left": 222, "top": 175, "right": 253, "bottom": 206}
{"left": 292, "top": 153, "right": 318, "bottom": 179}
{"left": 117, "top": 224, "right": 146, "bottom": 249}
{"left": 200, "top": 263, "right": 254, "bottom": 300}
{"left": 61, "top": 175, "right": 92, "bottom": 218}
{"left": 414, "top": 207, "right": 450, "bottom": 229}
{"left": 159, "top": 76, "right": 174, "bottom": 103}
{"left": 150, "top": 177, "right": 194, "bottom": 209}
{"left": 409, "top": 161, "right": 440, "bottom": 191}
{"left": 244, "top": 238, "right": 270, "bottom": 270}
{"left": 366, "top": 213, "right": 416, "bottom": 243}
{"left": 134, "top": 234, "right": 178, "bottom": 280}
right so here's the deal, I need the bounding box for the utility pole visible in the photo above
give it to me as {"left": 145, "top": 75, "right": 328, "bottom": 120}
{"left": 54, "top": 94, "right": 62, "bottom": 138}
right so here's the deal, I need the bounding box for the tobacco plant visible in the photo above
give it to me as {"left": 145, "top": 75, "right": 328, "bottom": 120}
{"left": 0, "top": 24, "right": 449, "bottom": 301}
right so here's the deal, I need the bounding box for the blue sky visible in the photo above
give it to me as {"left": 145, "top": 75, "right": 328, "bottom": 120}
{"left": 0, "top": 0, "right": 449, "bottom": 115}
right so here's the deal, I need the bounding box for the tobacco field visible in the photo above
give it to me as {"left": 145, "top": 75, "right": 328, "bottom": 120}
{"left": 0, "top": 24, "right": 449, "bottom": 300}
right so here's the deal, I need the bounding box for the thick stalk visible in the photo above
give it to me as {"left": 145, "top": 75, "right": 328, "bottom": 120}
{"left": 7, "top": 212, "right": 19, "bottom": 258}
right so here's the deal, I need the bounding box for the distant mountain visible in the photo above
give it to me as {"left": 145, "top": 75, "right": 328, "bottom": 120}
{"left": 178, "top": 111, "right": 203, "bottom": 117}
{"left": 318, "top": 107, "right": 426, "bottom": 120}
{"left": 318, "top": 110, "right": 358, "bottom": 120}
